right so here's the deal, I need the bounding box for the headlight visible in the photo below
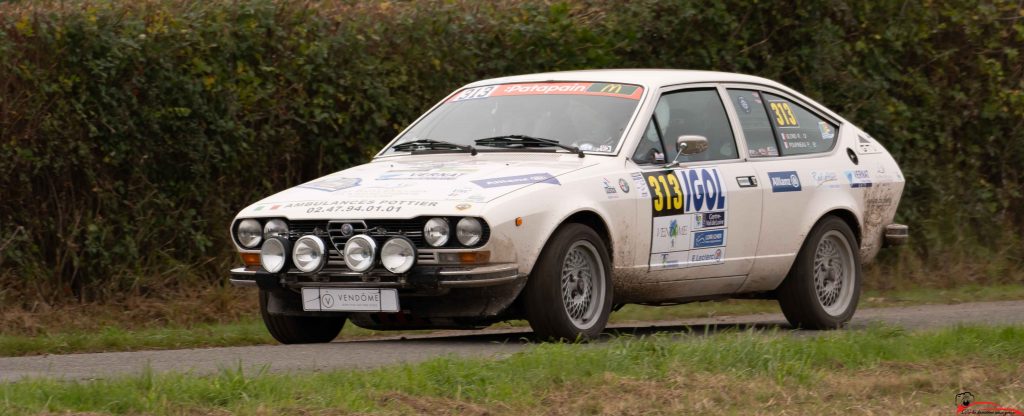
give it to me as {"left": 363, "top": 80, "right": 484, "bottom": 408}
{"left": 260, "top": 237, "right": 289, "bottom": 273}
{"left": 423, "top": 217, "right": 450, "bottom": 247}
{"left": 264, "top": 219, "right": 288, "bottom": 239}
{"left": 381, "top": 237, "right": 416, "bottom": 274}
{"left": 456, "top": 217, "right": 483, "bottom": 246}
{"left": 292, "top": 235, "right": 326, "bottom": 273}
{"left": 343, "top": 235, "right": 377, "bottom": 272}
{"left": 237, "top": 219, "right": 262, "bottom": 248}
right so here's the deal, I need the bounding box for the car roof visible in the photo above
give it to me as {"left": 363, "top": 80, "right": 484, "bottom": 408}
{"left": 463, "top": 69, "right": 786, "bottom": 90}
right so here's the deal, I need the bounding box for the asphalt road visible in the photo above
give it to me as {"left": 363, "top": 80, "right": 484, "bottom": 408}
{"left": 2, "top": 300, "right": 1023, "bottom": 382}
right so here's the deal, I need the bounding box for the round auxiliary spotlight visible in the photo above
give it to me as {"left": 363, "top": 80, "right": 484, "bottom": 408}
{"left": 292, "top": 235, "right": 327, "bottom": 273}
{"left": 343, "top": 234, "right": 377, "bottom": 272}
{"left": 260, "top": 237, "right": 289, "bottom": 273}
{"left": 381, "top": 237, "right": 416, "bottom": 274}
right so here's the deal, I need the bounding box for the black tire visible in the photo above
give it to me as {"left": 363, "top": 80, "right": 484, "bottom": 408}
{"left": 524, "top": 223, "right": 613, "bottom": 341}
{"left": 777, "top": 216, "right": 862, "bottom": 329}
{"left": 259, "top": 290, "right": 346, "bottom": 344}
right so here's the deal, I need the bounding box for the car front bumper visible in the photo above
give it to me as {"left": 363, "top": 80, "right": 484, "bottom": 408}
{"left": 229, "top": 262, "right": 524, "bottom": 290}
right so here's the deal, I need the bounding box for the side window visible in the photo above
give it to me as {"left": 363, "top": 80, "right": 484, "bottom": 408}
{"left": 727, "top": 89, "right": 779, "bottom": 158}
{"left": 762, "top": 93, "right": 838, "bottom": 155}
{"left": 655, "top": 89, "right": 738, "bottom": 162}
{"left": 631, "top": 119, "right": 666, "bottom": 164}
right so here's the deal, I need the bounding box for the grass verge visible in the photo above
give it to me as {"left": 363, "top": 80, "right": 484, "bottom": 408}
{"left": 3, "top": 283, "right": 1024, "bottom": 358}
{"left": 609, "top": 282, "right": 1024, "bottom": 322}
{"left": 2, "top": 325, "right": 1022, "bottom": 415}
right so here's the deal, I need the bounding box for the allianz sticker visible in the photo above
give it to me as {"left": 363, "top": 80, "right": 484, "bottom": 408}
{"left": 767, "top": 171, "right": 802, "bottom": 193}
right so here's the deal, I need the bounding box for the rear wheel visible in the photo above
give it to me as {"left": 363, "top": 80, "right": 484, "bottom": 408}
{"left": 259, "top": 290, "right": 345, "bottom": 344}
{"left": 777, "top": 216, "right": 861, "bottom": 329}
{"left": 524, "top": 223, "right": 612, "bottom": 341}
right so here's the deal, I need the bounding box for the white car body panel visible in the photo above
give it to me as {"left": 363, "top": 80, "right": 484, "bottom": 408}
{"left": 232, "top": 69, "right": 906, "bottom": 310}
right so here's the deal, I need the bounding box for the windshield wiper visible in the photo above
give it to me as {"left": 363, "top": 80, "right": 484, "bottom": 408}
{"left": 392, "top": 139, "right": 477, "bottom": 155}
{"left": 474, "top": 135, "right": 584, "bottom": 158}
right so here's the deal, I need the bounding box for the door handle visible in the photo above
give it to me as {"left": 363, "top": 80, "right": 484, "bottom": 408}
{"left": 736, "top": 176, "right": 758, "bottom": 188}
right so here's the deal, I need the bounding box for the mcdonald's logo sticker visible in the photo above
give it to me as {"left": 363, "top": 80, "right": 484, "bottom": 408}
{"left": 588, "top": 83, "right": 640, "bottom": 96}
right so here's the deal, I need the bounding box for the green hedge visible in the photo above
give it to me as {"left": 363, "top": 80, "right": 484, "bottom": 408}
{"left": 1, "top": 0, "right": 1021, "bottom": 304}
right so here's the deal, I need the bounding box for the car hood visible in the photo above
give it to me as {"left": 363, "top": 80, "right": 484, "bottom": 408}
{"left": 237, "top": 154, "right": 597, "bottom": 219}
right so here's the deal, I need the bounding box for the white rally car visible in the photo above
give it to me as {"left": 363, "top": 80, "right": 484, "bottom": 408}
{"left": 229, "top": 70, "right": 908, "bottom": 342}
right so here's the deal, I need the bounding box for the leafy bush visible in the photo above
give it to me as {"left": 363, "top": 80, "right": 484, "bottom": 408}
{"left": 0, "top": 0, "right": 1021, "bottom": 305}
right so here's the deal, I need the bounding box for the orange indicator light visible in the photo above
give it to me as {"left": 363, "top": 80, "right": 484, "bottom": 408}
{"left": 240, "top": 252, "right": 261, "bottom": 266}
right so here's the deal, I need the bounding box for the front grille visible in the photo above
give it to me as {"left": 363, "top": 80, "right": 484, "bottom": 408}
{"left": 287, "top": 220, "right": 329, "bottom": 235}
{"left": 287, "top": 217, "right": 489, "bottom": 252}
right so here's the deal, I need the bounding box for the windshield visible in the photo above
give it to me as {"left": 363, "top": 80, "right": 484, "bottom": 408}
{"left": 386, "top": 82, "right": 644, "bottom": 154}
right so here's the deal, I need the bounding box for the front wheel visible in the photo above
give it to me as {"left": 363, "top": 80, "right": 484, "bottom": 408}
{"left": 523, "top": 223, "right": 613, "bottom": 341}
{"left": 259, "top": 290, "right": 346, "bottom": 344}
{"left": 777, "top": 216, "right": 862, "bottom": 329}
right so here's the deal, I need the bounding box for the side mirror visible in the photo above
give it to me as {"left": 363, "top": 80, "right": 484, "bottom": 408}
{"left": 676, "top": 135, "right": 709, "bottom": 156}
{"left": 666, "top": 135, "right": 708, "bottom": 167}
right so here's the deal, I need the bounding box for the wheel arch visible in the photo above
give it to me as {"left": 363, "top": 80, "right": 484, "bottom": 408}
{"left": 561, "top": 210, "right": 613, "bottom": 263}
{"left": 820, "top": 208, "right": 862, "bottom": 244}
{"left": 520, "top": 208, "right": 614, "bottom": 275}
{"left": 749, "top": 205, "right": 860, "bottom": 293}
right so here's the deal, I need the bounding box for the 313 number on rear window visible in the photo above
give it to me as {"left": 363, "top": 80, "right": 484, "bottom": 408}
{"left": 769, "top": 101, "right": 799, "bottom": 127}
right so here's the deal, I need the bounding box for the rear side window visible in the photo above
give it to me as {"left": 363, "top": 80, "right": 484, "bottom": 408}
{"left": 762, "top": 93, "right": 838, "bottom": 155}
{"left": 727, "top": 89, "right": 778, "bottom": 158}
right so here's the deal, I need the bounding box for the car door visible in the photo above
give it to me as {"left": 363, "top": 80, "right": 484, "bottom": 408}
{"left": 722, "top": 87, "right": 845, "bottom": 290}
{"left": 629, "top": 86, "right": 763, "bottom": 282}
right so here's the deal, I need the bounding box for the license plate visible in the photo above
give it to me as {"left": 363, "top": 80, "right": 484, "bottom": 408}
{"left": 301, "top": 288, "right": 400, "bottom": 312}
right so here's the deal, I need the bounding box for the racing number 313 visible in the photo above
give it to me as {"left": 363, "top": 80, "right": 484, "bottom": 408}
{"left": 769, "top": 101, "right": 798, "bottom": 127}
{"left": 646, "top": 172, "right": 684, "bottom": 216}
